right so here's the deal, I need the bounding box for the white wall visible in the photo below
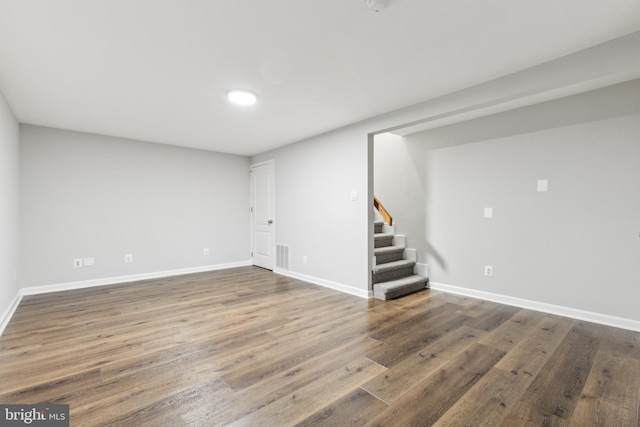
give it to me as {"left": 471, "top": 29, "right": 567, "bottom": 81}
{"left": 251, "top": 126, "right": 371, "bottom": 297}
{"left": 374, "top": 132, "right": 427, "bottom": 264}
{"left": 20, "top": 125, "right": 250, "bottom": 287}
{"left": 4, "top": 33, "right": 633, "bottom": 320}
{"left": 248, "top": 34, "right": 640, "bottom": 302}
{"left": 0, "top": 90, "right": 20, "bottom": 316}
{"left": 376, "top": 80, "right": 640, "bottom": 322}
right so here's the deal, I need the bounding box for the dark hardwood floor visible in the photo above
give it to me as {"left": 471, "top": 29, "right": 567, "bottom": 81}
{"left": 1, "top": 266, "right": 638, "bottom": 426}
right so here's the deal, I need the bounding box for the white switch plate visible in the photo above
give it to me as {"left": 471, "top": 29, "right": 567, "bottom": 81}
{"left": 350, "top": 191, "right": 358, "bottom": 201}
{"left": 537, "top": 179, "right": 548, "bottom": 192}
{"left": 484, "top": 207, "right": 493, "bottom": 218}
{"left": 203, "top": 248, "right": 209, "bottom": 256}
{"left": 125, "top": 254, "right": 133, "bottom": 263}
{"left": 73, "top": 258, "right": 83, "bottom": 268}
{"left": 302, "top": 255, "right": 308, "bottom": 264}
{"left": 83, "top": 257, "right": 95, "bottom": 266}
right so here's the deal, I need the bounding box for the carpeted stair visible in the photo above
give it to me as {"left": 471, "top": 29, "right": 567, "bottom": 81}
{"left": 373, "top": 221, "right": 428, "bottom": 300}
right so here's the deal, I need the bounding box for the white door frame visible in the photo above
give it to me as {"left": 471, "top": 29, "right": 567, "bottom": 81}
{"left": 250, "top": 160, "right": 275, "bottom": 270}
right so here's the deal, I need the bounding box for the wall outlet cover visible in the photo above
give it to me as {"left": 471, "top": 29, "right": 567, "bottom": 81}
{"left": 484, "top": 265, "right": 493, "bottom": 276}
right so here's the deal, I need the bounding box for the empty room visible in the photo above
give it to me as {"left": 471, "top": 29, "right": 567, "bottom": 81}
{"left": 1, "top": 1, "right": 639, "bottom": 426}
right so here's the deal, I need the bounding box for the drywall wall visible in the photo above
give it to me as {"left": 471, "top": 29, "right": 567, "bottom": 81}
{"left": 426, "top": 113, "right": 640, "bottom": 321}
{"left": 249, "top": 34, "right": 640, "bottom": 299}
{"left": 374, "top": 131, "right": 427, "bottom": 264}
{"left": 376, "top": 79, "right": 640, "bottom": 264}
{"left": 376, "top": 80, "right": 640, "bottom": 321}
{"left": 251, "top": 125, "right": 371, "bottom": 296}
{"left": 20, "top": 125, "right": 250, "bottom": 287}
{"left": 0, "top": 91, "right": 20, "bottom": 316}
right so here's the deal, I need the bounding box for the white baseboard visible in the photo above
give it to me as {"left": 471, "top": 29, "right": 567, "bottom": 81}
{"left": 274, "top": 268, "right": 370, "bottom": 299}
{"left": 0, "top": 261, "right": 252, "bottom": 337}
{"left": 11, "top": 266, "right": 634, "bottom": 335}
{"left": 20, "top": 261, "right": 252, "bottom": 296}
{"left": 0, "top": 292, "right": 24, "bottom": 337}
{"left": 430, "top": 282, "right": 640, "bottom": 332}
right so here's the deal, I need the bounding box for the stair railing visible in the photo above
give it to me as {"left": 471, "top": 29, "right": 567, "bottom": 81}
{"left": 374, "top": 196, "right": 393, "bottom": 226}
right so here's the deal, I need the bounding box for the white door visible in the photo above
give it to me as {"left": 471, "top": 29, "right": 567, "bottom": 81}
{"left": 250, "top": 161, "right": 275, "bottom": 270}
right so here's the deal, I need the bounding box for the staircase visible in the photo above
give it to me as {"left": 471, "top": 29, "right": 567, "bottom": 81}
{"left": 373, "top": 220, "right": 429, "bottom": 300}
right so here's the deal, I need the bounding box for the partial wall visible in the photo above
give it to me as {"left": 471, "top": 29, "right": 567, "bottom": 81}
{"left": 252, "top": 126, "right": 370, "bottom": 296}
{"left": 20, "top": 125, "right": 251, "bottom": 287}
{"left": 379, "top": 80, "right": 640, "bottom": 322}
{"left": 0, "top": 91, "right": 20, "bottom": 319}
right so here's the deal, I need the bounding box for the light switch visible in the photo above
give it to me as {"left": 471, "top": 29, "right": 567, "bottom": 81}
{"left": 350, "top": 191, "right": 358, "bottom": 201}
{"left": 484, "top": 207, "right": 493, "bottom": 218}
{"left": 537, "top": 179, "right": 548, "bottom": 192}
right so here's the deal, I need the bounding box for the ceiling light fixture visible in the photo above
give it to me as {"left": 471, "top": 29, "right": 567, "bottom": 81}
{"left": 227, "top": 89, "right": 258, "bottom": 106}
{"left": 365, "top": 0, "right": 390, "bottom": 12}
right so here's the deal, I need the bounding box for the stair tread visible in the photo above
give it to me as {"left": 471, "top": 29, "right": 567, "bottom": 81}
{"left": 374, "top": 232, "right": 394, "bottom": 239}
{"left": 374, "top": 275, "right": 428, "bottom": 290}
{"left": 373, "top": 259, "right": 415, "bottom": 273}
{"left": 374, "top": 245, "right": 404, "bottom": 254}
{"left": 373, "top": 275, "right": 429, "bottom": 300}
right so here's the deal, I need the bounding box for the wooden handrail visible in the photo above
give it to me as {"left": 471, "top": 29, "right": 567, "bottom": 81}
{"left": 374, "top": 196, "right": 393, "bottom": 226}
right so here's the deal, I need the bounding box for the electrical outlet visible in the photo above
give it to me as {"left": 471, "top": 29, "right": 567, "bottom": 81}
{"left": 125, "top": 254, "right": 133, "bottom": 263}
{"left": 73, "top": 258, "right": 83, "bottom": 268}
{"left": 302, "top": 256, "right": 308, "bottom": 264}
{"left": 203, "top": 248, "right": 210, "bottom": 256}
{"left": 484, "top": 265, "right": 493, "bottom": 276}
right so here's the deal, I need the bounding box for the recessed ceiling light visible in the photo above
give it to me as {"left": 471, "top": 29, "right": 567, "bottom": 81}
{"left": 227, "top": 89, "right": 258, "bottom": 106}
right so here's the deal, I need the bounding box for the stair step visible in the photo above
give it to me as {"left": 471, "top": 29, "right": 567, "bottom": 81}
{"left": 374, "top": 233, "right": 394, "bottom": 248}
{"left": 372, "top": 259, "right": 415, "bottom": 284}
{"left": 373, "top": 275, "right": 429, "bottom": 300}
{"left": 374, "top": 221, "right": 385, "bottom": 234}
{"left": 374, "top": 245, "right": 404, "bottom": 254}
{"left": 374, "top": 245, "right": 405, "bottom": 264}
{"left": 373, "top": 259, "right": 414, "bottom": 273}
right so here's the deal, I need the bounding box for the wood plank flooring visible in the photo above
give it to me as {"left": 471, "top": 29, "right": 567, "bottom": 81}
{"left": 1, "top": 266, "right": 638, "bottom": 426}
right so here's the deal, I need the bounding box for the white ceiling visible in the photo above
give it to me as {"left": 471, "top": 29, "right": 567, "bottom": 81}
{"left": 1, "top": 1, "right": 639, "bottom": 156}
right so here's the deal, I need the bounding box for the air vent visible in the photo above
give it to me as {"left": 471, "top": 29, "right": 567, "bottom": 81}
{"left": 276, "top": 244, "right": 290, "bottom": 270}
